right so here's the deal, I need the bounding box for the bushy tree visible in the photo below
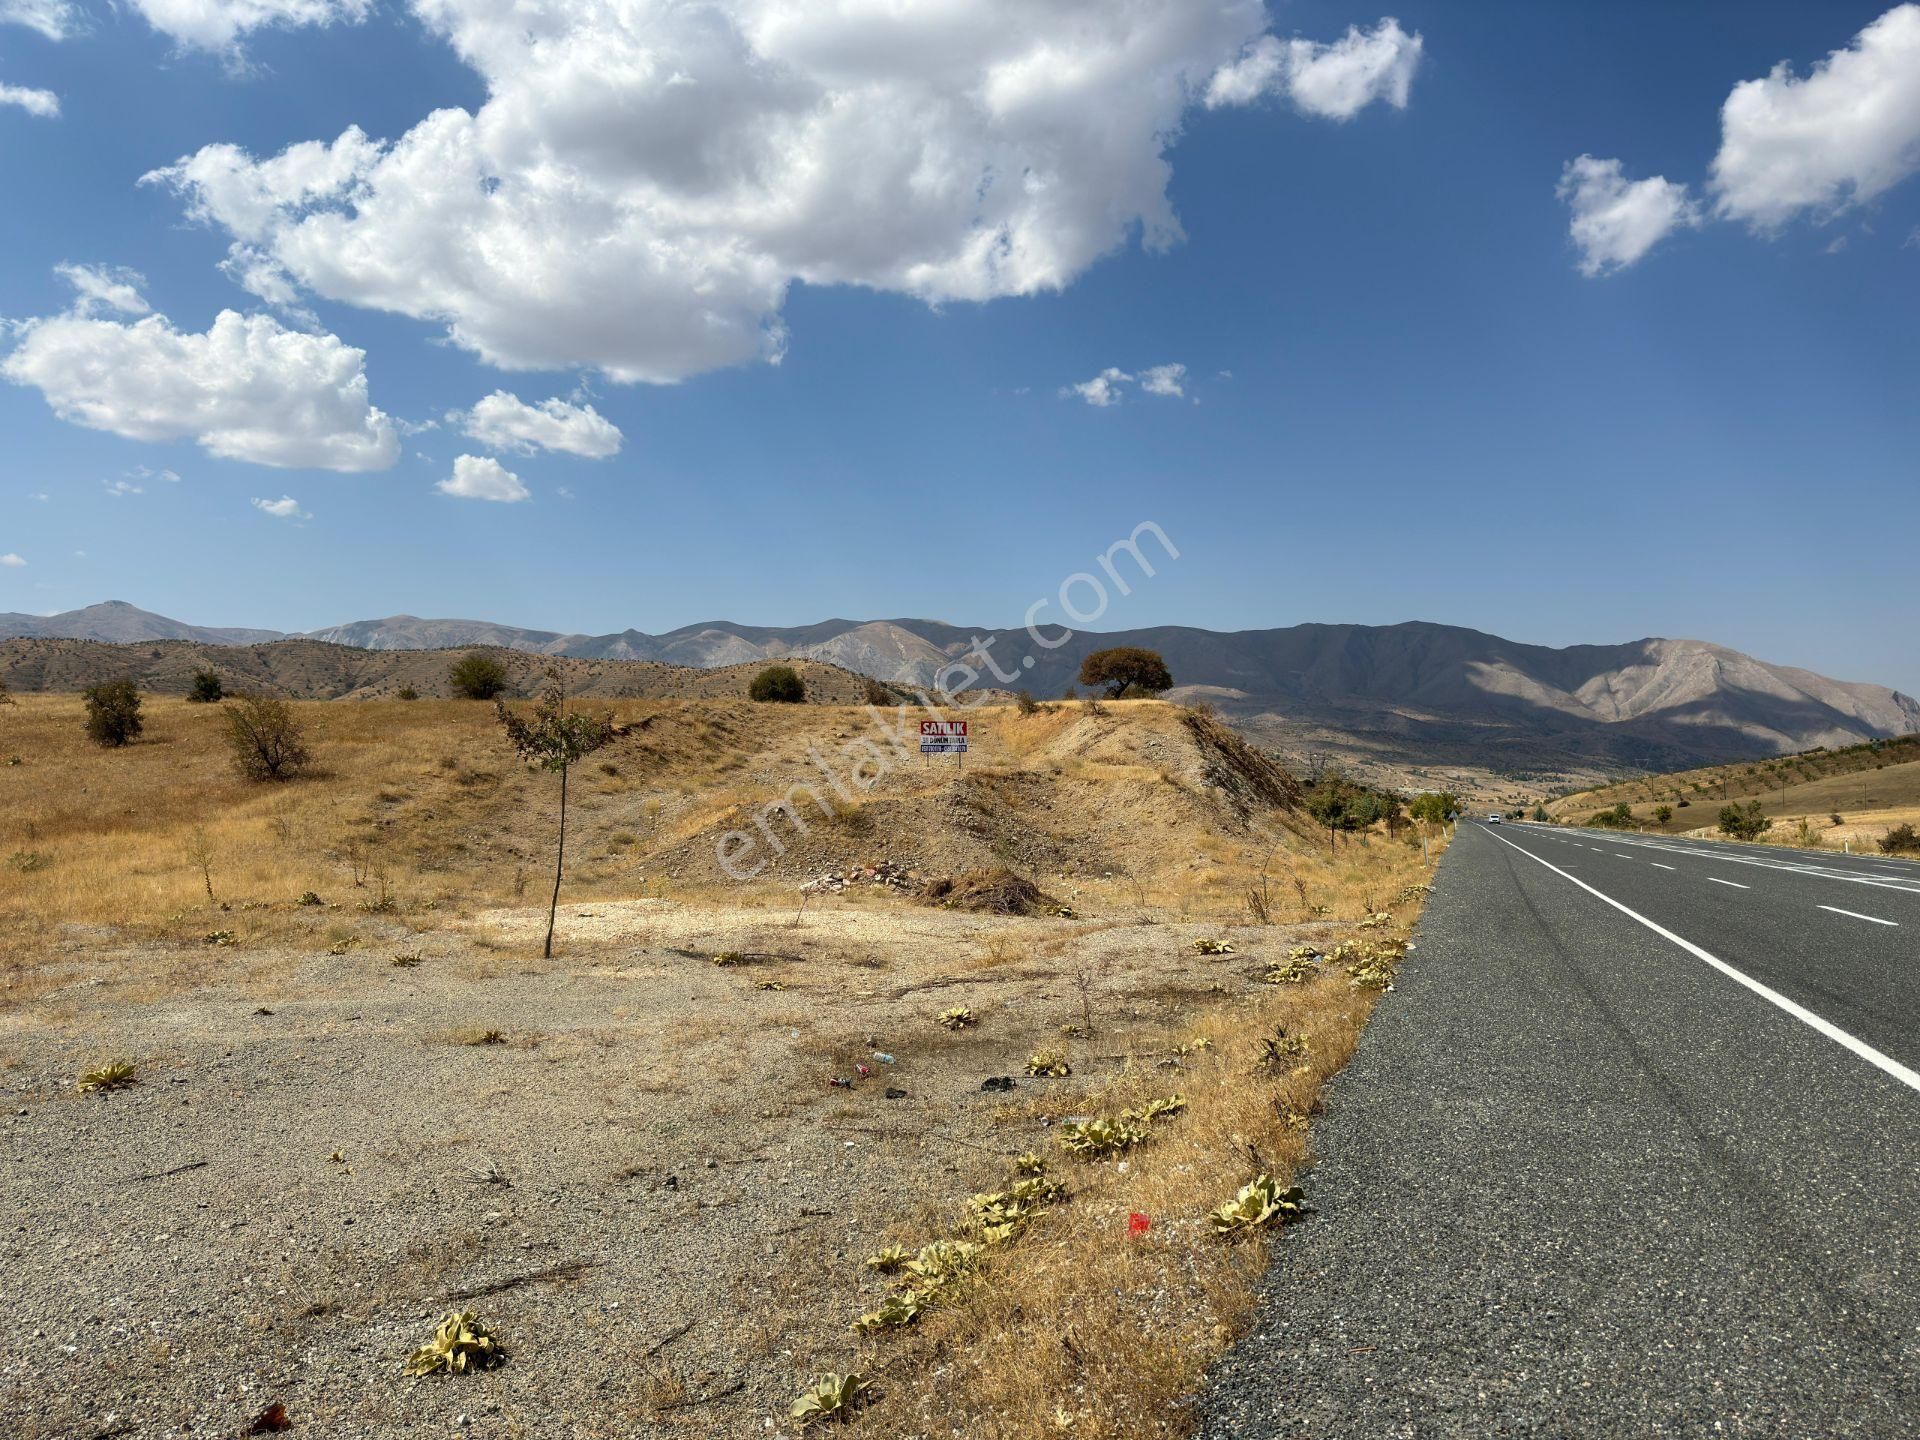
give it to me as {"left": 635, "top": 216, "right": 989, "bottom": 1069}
{"left": 450, "top": 653, "right": 510, "bottom": 700}
{"left": 1718, "top": 801, "right": 1772, "bottom": 842}
{"left": 1653, "top": 804, "right": 1674, "bottom": 824}
{"left": 223, "top": 692, "right": 313, "bottom": 781}
{"left": 1304, "top": 774, "right": 1376, "bottom": 853}
{"left": 187, "top": 668, "right": 224, "bottom": 704}
{"left": 497, "top": 670, "right": 617, "bottom": 958}
{"left": 1531, "top": 804, "right": 1550, "bottom": 822}
{"left": 83, "top": 679, "right": 143, "bottom": 747}
{"left": 1409, "top": 792, "right": 1459, "bottom": 827}
{"left": 1879, "top": 823, "right": 1919, "bottom": 856}
{"left": 749, "top": 665, "right": 805, "bottom": 703}
{"left": 1076, "top": 647, "right": 1173, "bottom": 700}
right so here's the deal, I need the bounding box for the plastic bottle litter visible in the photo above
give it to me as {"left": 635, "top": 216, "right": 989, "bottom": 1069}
{"left": 872, "top": 1052, "right": 895, "bottom": 1064}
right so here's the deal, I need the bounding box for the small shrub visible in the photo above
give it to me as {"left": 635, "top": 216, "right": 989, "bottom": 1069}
{"left": 1881, "top": 823, "right": 1920, "bottom": 856}
{"left": 790, "top": 1373, "right": 872, "bottom": 1429}
{"left": 861, "top": 677, "right": 894, "bottom": 707}
{"left": 1014, "top": 690, "right": 1038, "bottom": 716}
{"left": 396, "top": 685, "right": 420, "bottom": 702}
{"left": 1718, "top": 801, "right": 1772, "bottom": 842}
{"left": 224, "top": 692, "right": 313, "bottom": 781}
{"left": 297, "top": 890, "right": 323, "bottom": 906}
{"left": 204, "top": 929, "right": 236, "bottom": 946}
{"left": 449, "top": 653, "right": 510, "bottom": 701}
{"left": 749, "top": 665, "right": 805, "bottom": 703}
{"left": 82, "top": 679, "right": 143, "bottom": 747}
{"left": 937, "top": 1006, "right": 976, "bottom": 1030}
{"left": 404, "top": 1311, "right": 503, "bottom": 1377}
{"left": 6, "top": 850, "right": 50, "bottom": 873}
{"left": 1653, "top": 804, "right": 1673, "bottom": 824}
{"left": 186, "top": 668, "right": 224, "bottom": 704}
{"left": 1024, "top": 1050, "right": 1071, "bottom": 1077}
{"left": 1209, "top": 1175, "right": 1307, "bottom": 1235}
{"left": 77, "top": 1059, "right": 137, "bottom": 1092}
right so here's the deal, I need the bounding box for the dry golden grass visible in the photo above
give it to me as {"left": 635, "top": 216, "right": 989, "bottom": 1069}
{"left": 797, "top": 834, "right": 1442, "bottom": 1440}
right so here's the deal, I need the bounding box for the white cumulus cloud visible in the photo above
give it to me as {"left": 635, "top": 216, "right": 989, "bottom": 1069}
{"left": 1711, "top": 4, "right": 1920, "bottom": 228}
{"left": 1561, "top": 6, "right": 1920, "bottom": 272}
{"left": 1558, "top": 155, "right": 1700, "bottom": 276}
{"left": 251, "top": 494, "right": 309, "bottom": 519}
{"left": 1062, "top": 363, "right": 1190, "bottom": 406}
{"left": 0, "top": 81, "right": 60, "bottom": 118}
{"left": 458, "top": 390, "right": 622, "bottom": 459}
{"left": 438, "top": 454, "right": 529, "bottom": 503}
{"left": 127, "top": 0, "right": 371, "bottom": 52}
{"left": 1205, "top": 17, "right": 1422, "bottom": 119}
{"left": 1138, "top": 363, "right": 1188, "bottom": 398}
{"left": 146, "top": 3, "right": 1420, "bottom": 385}
{"left": 55, "top": 263, "right": 150, "bottom": 315}
{"left": 2, "top": 292, "right": 398, "bottom": 472}
{"left": 0, "top": 0, "right": 76, "bottom": 41}
{"left": 0, "top": 552, "right": 25, "bottom": 567}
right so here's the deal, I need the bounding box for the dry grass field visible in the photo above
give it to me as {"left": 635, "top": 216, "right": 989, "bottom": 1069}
{"left": 1548, "top": 733, "right": 1920, "bottom": 851}
{"left": 1, "top": 690, "right": 1440, "bottom": 1438}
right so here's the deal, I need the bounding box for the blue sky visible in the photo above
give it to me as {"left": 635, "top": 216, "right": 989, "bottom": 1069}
{"left": 2, "top": 1, "right": 1917, "bottom": 694}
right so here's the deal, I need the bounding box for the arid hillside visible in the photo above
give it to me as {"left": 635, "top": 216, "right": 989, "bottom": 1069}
{"left": 1, "top": 691, "right": 1437, "bottom": 1440}
{"left": 0, "top": 637, "right": 898, "bottom": 705}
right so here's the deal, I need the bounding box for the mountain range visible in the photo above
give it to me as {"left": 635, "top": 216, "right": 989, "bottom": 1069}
{"left": 5, "top": 601, "right": 1916, "bottom": 783}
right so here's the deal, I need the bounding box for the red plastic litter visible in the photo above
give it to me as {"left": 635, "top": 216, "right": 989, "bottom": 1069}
{"left": 1129, "top": 1212, "right": 1151, "bottom": 1237}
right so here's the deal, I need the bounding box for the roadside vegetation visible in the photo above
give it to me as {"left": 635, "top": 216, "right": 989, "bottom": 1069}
{"left": 1548, "top": 733, "right": 1920, "bottom": 855}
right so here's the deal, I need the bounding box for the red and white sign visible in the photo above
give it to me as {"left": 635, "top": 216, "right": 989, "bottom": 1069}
{"left": 920, "top": 720, "right": 969, "bottom": 739}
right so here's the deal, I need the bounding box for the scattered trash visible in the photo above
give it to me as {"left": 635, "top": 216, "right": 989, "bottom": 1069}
{"left": 404, "top": 1310, "right": 504, "bottom": 1377}
{"left": 244, "top": 1401, "right": 293, "bottom": 1434}
{"left": 1128, "top": 1212, "right": 1152, "bottom": 1237}
{"left": 856, "top": 1064, "right": 872, "bottom": 1079}
{"left": 802, "top": 861, "right": 917, "bottom": 895}
{"left": 829, "top": 1077, "right": 853, "bottom": 1089}
{"left": 980, "top": 1076, "right": 1015, "bottom": 1093}
{"left": 883, "top": 1087, "right": 907, "bottom": 1100}
{"left": 872, "top": 1052, "right": 895, "bottom": 1064}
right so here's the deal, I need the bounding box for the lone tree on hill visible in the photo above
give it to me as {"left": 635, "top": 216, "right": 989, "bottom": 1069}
{"left": 187, "top": 668, "right": 224, "bottom": 704}
{"left": 1718, "top": 800, "right": 1772, "bottom": 842}
{"left": 749, "top": 664, "right": 805, "bottom": 703}
{"left": 497, "top": 669, "right": 617, "bottom": 959}
{"left": 450, "top": 653, "right": 510, "bottom": 700}
{"left": 223, "top": 692, "right": 312, "bottom": 781}
{"left": 1653, "top": 804, "right": 1674, "bottom": 825}
{"left": 1077, "top": 646, "right": 1173, "bottom": 700}
{"left": 83, "top": 679, "right": 143, "bottom": 747}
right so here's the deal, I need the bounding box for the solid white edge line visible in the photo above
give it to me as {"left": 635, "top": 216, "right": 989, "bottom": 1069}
{"left": 1482, "top": 828, "right": 1920, "bottom": 1097}
{"left": 1818, "top": 905, "right": 1899, "bottom": 928}
{"left": 1708, "top": 878, "right": 1750, "bottom": 889}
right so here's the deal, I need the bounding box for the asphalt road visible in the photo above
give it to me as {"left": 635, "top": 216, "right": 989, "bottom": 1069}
{"left": 1198, "top": 821, "right": 1920, "bottom": 1438}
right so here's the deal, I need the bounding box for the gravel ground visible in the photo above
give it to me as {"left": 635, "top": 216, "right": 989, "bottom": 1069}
{"left": 3, "top": 895, "right": 1293, "bottom": 1440}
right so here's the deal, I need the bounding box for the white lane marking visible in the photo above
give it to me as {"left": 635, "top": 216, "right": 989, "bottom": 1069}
{"left": 1708, "top": 878, "right": 1749, "bottom": 889}
{"left": 1818, "top": 906, "right": 1898, "bottom": 927}
{"left": 1615, "top": 854, "right": 1633, "bottom": 860}
{"left": 1481, "top": 829, "right": 1920, "bottom": 1097}
{"left": 1652, "top": 863, "right": 1675, "bottom": 871}
{"left": 1566, "top": 832, "right": 1920, "bottom": 896}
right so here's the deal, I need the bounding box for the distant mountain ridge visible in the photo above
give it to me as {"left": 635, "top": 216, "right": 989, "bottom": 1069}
{"left": 5, "top": 602, "right": 1916, "bottom": 777}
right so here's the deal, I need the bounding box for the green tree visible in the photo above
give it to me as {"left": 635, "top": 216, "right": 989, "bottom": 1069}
{"left": 1304, "top": 774, "right": 1375, "bottom": 854}
{"left": 1076, "top": 647, "right": 1173, "bottom": 700}
{"left": 187, "top": 668, "right": 224, "bottom": 704}
{"left": 82, "top": 679, "right": 143, "bottom": 747}
{"left": 223, "top": 692, "right": 313, "bottom": 781}
{"left": 1409, "top": 792, "right": 1459, "bottom": 828}
{"left": 450, "top": 653, "right": 511, "bottom": 700}
{"left": 1653, "top": 804, "right": 1674, "bottom": 825}
{"left": 497, "top": 670, "right": 617, "bottom": 958}
{"left": 1530, "top": 804, "right": 1550, "bottom": 822}
{"left": 749, "top": 665, "right": 805, "bottom": 703}
{"left": 1718, "top": 801, "right": 1772, "bottom": 842}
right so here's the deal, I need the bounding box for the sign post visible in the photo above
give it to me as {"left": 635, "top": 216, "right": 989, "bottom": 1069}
{"left": 920, "top": 719, "right": 969, "bottom": 773}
